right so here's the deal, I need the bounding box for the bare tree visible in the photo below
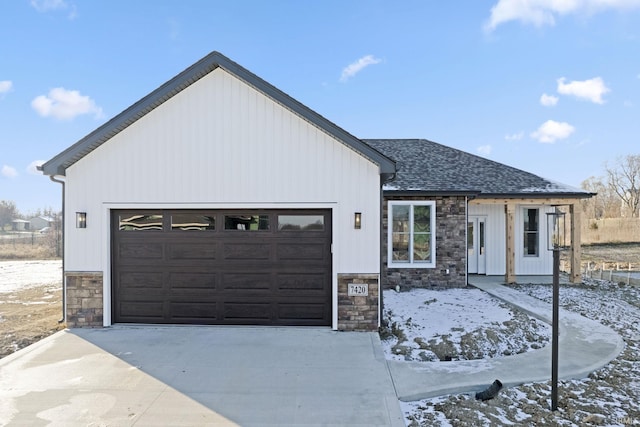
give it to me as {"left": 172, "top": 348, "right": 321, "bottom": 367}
{"left": 580, "top": 176, "right": 622, "bottom": 218}
{"left": 0, "top": 200, "right": 19, "bottom": 232}
{"left": 606, "top": 155, "right": 640, "bottom": 218}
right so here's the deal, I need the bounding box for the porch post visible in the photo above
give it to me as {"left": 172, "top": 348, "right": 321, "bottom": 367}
{"left": 570, "top": 203, "right": 582, "bottom": 283}
{"left": 505, "top": 203, "right": 516, "bottom": 284}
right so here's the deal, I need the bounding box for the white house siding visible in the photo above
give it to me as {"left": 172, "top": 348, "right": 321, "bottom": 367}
{"left": 515, "top": 205, "right": 554, "bottom": 275}
{"left": 469, "top": 203, "right": 553, "bottom": 275}
{"left": 63, "top": 68, "right": 382, "bottom": 326}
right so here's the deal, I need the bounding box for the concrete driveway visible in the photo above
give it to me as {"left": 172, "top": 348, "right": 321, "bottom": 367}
{"left": 0, "top": 326, "right": 404, "bottom": 426}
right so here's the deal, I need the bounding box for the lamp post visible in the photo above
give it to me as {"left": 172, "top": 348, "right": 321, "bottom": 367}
{"left": 546, "top": 208, "right": 568, "bottom": 411}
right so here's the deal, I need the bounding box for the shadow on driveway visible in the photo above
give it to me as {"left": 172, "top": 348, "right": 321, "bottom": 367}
{"left": 0, "top": 326, "right": 404, "bottom": 426}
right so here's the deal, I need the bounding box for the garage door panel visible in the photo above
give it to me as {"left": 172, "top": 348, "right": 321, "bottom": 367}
{"left": 118, "top": 242, "right": 164, "bottom": 259}
{"left": 118, "top": 271, "right": 164, "bottom": 289}
{"left": 112, "top": 209, "right": 331, "bottom": 326}
{"left": 276, "top": 274, "right": 327, "bottom": 292}
{"left": 168, "top": 272, "right": 217, "bottom": 290}
{"left": 170, "top": 302, "right": 218, "bottom": 320}
{"left": 278, "top": 304, "right": 327, "bottom": 321}
{"left": 277, "top": 243, "right": 326, "bottom": 260}
{"left": 223, "top": 243, "right": 271, "bottom": 260}
{"left": 119, "top": 301, "right": 165, "bottom": 320}
{"left": 168, "top": 243, "right": 217, "bottom": 260}
{"left": 223, "top": 302, "right": 271, "bottom": 321}
{"left": 222, "top": 273, "right": 271, "bottom": 291}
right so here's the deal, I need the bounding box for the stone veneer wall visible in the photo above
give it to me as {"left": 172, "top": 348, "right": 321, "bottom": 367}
{"left": 337, "top": 274, "right": 379, "bottom": 331}
{"left": 65, "top": 272, "right": 104, "bottom": 327}
{"left": 382, "top": 196, "right": 467, "bottom": 289}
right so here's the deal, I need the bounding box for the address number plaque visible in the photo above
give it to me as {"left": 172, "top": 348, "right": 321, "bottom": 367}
{"left": 347, "top": 283, "right": 369, "bottom": 296}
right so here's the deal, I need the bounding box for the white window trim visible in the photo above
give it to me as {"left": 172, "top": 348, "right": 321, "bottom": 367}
{"left": 387, "top": 200, "right": 436, "bottom": 269}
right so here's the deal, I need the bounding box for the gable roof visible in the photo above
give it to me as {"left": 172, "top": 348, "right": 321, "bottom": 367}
{"left": 39, "top": 51, "right": 395, "bottom": 177}
{"left": 364, "top": 139, "right": 593, "bottom": 198}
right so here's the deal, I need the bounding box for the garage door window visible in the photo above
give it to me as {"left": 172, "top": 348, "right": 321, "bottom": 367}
{"left": 224, "top": 214, "right": 269, "bottom": 231}
{"left": 171, "top": 214, "right": 215, "bottom": 231}
{"left": 278, "top": 215, "right": 324, "bottom": 231}
{"left": 119, "top": 214, "right": 163, "bottom": 231}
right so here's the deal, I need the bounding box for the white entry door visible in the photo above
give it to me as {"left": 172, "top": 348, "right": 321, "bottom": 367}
{"left": 468, "top": 216, "right": 486, "bottom": 274}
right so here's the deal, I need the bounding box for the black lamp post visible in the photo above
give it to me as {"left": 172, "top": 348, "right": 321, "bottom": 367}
{"left": 546, "top": 208, "right": 568, "bottom": 411}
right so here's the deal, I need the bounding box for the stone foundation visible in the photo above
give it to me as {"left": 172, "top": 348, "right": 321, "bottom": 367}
{"left": 382, "top": 196, "right": 467, "bottom": 289}
{"left": 337, "top": 274, "right": 379, "bottom": 331}
{"left": 65, "top": 271, "right": 104, "bottom": 327}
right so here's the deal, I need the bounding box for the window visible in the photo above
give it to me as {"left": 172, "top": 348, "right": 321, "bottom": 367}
{"left": 224, "top": 214, "right": 269, "bottom": 231}
{"left": 119, "top": 214, "right": 163, "bottom": 231}
{"left": 523, "top": 208, "right": 539, "bottom": 256}
{"left": 388, "top": 201, "right": 435, "bottom": 268}
{"left": 278, "top": 215, "right": 324, "bottom": 231}
{"left": 171, "top": 214, "right": 215, "bottom": 231}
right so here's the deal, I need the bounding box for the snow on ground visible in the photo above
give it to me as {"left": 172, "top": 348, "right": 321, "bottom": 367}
{"left": 0, "top": 260, "right": 62, "bottom": 294}
{"left": 386, "top": 279, "right": 640, "bottom": 426}
{"left": 381, "top": 287, "right": 550, "bottom": 363}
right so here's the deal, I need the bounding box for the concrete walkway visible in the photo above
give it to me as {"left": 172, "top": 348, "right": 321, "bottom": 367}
{"left": 0, "top": 327, "right": 404, "bottom": 426}
{"left": 387, "top": 276, "right": 625, "bottom": 401}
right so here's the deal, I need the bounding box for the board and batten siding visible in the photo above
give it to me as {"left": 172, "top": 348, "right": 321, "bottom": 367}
{"left": 469, "top": 203, "right": 554, "bottom": 275}
{"left": 63, "top": 68, "right": 381, "bottom": 296}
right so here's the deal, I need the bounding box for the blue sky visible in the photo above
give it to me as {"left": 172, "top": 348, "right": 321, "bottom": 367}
{"left": 2, "top": 0, "right": 640, "bottom": 214}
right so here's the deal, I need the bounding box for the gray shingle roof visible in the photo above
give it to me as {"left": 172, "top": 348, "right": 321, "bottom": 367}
{"left": 39, "top": 52, "right": 395, "bottom": 177}
{"left": 364, "top": 139, "right": 592, "bottom": 198}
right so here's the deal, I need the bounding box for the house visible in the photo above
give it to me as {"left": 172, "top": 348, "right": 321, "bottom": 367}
{"left": 11, "top": 219, "right": 29, "bottom": 231}
{"left": 29, "top": 216, "right": 54, "bottom": 231}
{"left": 39, "top": 52, "right": 591, "bottom": 331}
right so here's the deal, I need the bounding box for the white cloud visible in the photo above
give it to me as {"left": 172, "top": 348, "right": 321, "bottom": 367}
{"left": 31, "top": 0, "right": 67, "bottom": 12}
{"left": 557, "top": 77, "right": 610, "bottom": 104}
{"left": 540, "top": 93, "right": 559, "bottom": 106}
{"left": 530, "top": 119, "right": 575, "bottom": 143}
{"left": 0, "top": 80, "right": 13, "bottom": 95}
{"left": 27, "top": 160, "right": 45, "bottom": 175}
{"left": 485, "top": 0, "right": 640, "bottom": 32}
{"left": 2, "top": 165, "right": 18, "bottom": 179}
{"left": 340, "top": 55, "right": 382, "bottom": 82}
{"left": 505, "top": 131, "right": 524, "bottom": 141}
{"left": 477, "top": 145, "right": 493, "bottom": 156}
{"left": 31, "top": 87, "right": 103, "bottom": 120}
{"left": 31, "top": 0, "right": 77, "bottom": 19}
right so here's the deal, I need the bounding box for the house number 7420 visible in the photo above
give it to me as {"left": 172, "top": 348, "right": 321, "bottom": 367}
{"left": 347, "top": 283, "right": 369, "bottom": 296}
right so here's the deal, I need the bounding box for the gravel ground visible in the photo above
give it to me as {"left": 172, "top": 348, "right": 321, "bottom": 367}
{"left": 385, "top": 279, "right": 640, "bottom": 426}
{"left": 0, "top": 260, "right": 64, "bottom": 359}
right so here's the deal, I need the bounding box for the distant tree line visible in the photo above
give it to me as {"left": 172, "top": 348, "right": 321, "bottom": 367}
{"left": 581, "top": 154, "right": 640, "bottom": 218}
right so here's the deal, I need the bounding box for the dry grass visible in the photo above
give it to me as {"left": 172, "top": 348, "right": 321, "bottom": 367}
{"left": 582, "top": 218, "right": 640, "bottom": 245}
{"left": 0, "top": 244, "right": 58, "bottom": 260}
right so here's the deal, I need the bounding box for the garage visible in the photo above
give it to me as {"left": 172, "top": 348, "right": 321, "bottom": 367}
{"left": 111, "top": 209, "right": 332, "bottom": 326}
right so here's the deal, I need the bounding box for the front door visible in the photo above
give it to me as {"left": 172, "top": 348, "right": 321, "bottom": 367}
{"left": 468, "top": 216, "right": 486, "bottom": 274}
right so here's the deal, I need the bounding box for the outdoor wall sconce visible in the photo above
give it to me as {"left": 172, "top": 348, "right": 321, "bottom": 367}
{"left": 76, "top": 212, "right": 87, "bottom": 229}
{"left": 354, "top": 212, "right": 362, "bottom": 229}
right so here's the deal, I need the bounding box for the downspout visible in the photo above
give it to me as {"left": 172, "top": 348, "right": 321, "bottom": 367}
{"left": 49, "top": 175, "right": 66, "bottom": 324}
{"left": 379, "top": 172, "right": 396, "bottom": 327}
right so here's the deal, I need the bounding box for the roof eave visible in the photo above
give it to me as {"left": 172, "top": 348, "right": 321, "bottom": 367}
{"left": 476, "top": 192, "right": 595, "bottom": 200}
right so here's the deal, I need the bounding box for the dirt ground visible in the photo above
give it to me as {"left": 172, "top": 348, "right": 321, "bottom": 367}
{"left": 0, "top": 284, "right": 65, "bottom": 359}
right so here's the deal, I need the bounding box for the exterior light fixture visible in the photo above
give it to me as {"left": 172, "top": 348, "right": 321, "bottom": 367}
{"left": 354, "top": 212, "right": 362, "bottom": 229}
{"left": 76, "top": 212, "right": 87, "bottom": 229}
{"left": 546, "top": 207, "right": 569, "bottom": 412}
{"left": 547, "top": 209, "right": 567, "bottom": 251}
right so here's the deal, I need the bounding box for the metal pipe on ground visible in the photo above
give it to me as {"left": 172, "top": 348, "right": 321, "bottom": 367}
{"left": 475, "top": 379, "right": 503, "bottom": 401}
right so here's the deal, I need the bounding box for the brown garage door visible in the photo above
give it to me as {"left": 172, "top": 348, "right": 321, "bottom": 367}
{"left": 112, "top": 209, "right": 332, "bottom": 326}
